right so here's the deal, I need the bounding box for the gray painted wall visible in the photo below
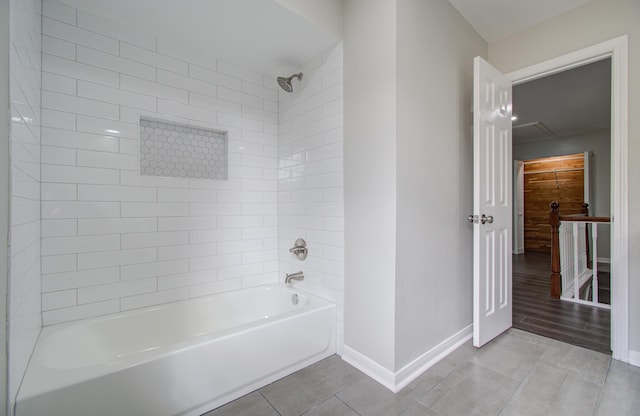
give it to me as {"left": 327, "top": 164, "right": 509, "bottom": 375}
{"left": 344, "top": 0, "right": 487, "bottom": 374}
{"left": 344, "top": 0, "right": 398, "bottom": 371}
{"left": 395, "top": 0, "right": 486, "bottom": 369}
{"left": 514, "top": 130, "right": 611, "bottom": 259}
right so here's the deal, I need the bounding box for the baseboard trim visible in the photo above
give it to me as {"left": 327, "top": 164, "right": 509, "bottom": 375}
{"left": 341, "top": 346, "right": 396, "bottom": 391}
{"left": 394, "top": 324, "right": 473, "bottom": 391}
{"left": 629, "top": 350, "right": 640, "bottom": 367}
{"left": 342, "top": 324, "right": 473, "bottom": 393}
{"left": 597, "top": 257, "right": 611, "bottom": 264}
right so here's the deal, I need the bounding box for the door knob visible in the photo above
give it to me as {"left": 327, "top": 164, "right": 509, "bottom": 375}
{"left": 481, "top": 214, "right": 494, "bottom": 224}
{"left": 468, "top": 215, "right": 478, "bottom": 224}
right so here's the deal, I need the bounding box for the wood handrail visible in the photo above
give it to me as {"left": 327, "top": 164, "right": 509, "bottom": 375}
{"left": 559, "top": 216, "right": 611, "bottom": 223}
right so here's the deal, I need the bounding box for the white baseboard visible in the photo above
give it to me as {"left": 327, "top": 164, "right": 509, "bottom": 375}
{"left": 597, "top": 257, "right": 611, "bottom": 264}
{"left": 629, "top": 350, "right": 640, "bottom": 367}
{"left": 341, "top": 346, "right": 396, "bottom": 391}
{"left": 342, "top": 324, "right": 473, "bottom": 393}
{"left": 394, "top": 324, "right": 472, "bottom": 391}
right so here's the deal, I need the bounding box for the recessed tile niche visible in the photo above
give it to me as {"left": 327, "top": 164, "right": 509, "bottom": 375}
{"left": 139, "top": 117, "right": 228, "bottom": 180}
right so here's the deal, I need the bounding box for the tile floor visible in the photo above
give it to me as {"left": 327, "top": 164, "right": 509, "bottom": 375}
{"left": 203, "top": 329, "right": 640, "bottom": 416}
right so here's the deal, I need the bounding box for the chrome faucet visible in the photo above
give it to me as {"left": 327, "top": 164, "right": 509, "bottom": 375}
{"left": 285, "top": 271, "right": 304, "bottom": 284}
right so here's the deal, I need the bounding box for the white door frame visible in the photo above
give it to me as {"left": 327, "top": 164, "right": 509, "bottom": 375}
{"left": 506, "top": 35, "right": 629, "bottom": 362}
{"left": 513, "top": 160, "right": 524, "bottom": 255}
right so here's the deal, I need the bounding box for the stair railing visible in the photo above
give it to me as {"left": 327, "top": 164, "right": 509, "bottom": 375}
{"left": 549, "top": 201, "right": 611, "bottom": 308}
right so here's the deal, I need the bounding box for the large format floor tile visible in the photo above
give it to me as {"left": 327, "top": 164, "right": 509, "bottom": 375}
{"left": 203, "top": 329, "right": 639, "bottom": 416}
{"left": 417, "top": 361, "right": 520, "bottom": 416}
{"left": 259, "top": 355, "right": 367, "bottom": 416}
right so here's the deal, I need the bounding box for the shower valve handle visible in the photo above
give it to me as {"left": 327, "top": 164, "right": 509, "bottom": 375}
{"left": 289, "top": 238, "right": 308, "bottom": 260}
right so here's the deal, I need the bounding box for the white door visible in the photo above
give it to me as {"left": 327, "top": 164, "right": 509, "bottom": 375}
{"left": 472, "top": 56, "right": 513, "bottom": 348}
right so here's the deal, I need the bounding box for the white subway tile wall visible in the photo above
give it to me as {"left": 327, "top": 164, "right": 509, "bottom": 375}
{"left": 277, "top": 43, "right": 344, "bottom": 352}
{"left": 9, "top": 0, "right": 42, "bottom": 404}
{"left": 41, "top": 1, "right": 279, "bottom": 325}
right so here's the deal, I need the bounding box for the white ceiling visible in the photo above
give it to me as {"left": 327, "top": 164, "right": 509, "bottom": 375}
{"left": 56, "top": 0, "right": 600, "bottom": 76}
{"left": 56, "top": 0, "right": 339, "bottom": 77}
{"left": 56, "top": 0, "right": 608, "bottom": 140}
{"left": 513, "top": 58, "right": 611, "bottom": 143}
{"left": 446, "top": 0, "right": 595, "bottom": 42}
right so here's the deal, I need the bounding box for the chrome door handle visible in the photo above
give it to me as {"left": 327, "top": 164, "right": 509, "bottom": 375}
{"left": 481, "top": 214, "right": 494, "bottom": 224}
{"left": 468, "top": 215, "right": 478, "bottom": 224}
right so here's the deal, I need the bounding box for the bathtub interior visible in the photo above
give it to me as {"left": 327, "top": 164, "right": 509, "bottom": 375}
{"left": 39, "top": 285, "right": 310, "bottom": 370}
{"left": 16, "top": 284, "right": 336, "bottom": 415}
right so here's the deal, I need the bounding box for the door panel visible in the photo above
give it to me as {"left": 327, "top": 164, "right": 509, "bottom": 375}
{"left": 473, "top": 57, "right": 513, "bottom": 348}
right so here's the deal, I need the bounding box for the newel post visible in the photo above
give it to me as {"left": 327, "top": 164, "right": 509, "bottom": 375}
{"left": 549, "top": 201, "right": 561, "bottom": 299}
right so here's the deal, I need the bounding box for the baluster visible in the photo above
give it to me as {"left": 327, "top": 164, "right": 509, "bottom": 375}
{"left": 582, "top": 203, "right": 592, "bottom": 268}
{"left": 565, "top": 223, "right": 572, "bottom": 292}
{"left": 573, "top": 222, "right": 580, "bottom": 300}
{"left": 560, "top": 223, "right": 568, "bottom": 293}
{"left": 549, "top": 202, "right": 561, "bottom": 298}
{"left": 592, "top": 223, "right": 599, "bottom": 304}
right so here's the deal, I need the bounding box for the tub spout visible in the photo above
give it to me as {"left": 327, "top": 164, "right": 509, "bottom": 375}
{"left": 285, "top": 271, "right": 304, "bottom": 284}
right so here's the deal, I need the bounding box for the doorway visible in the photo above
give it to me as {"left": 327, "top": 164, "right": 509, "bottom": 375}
{"left": 510, "top": 58, "right": 612, "bottom": 353}
{"left": 505, "top": 34, "right": 629, "bottom": 360}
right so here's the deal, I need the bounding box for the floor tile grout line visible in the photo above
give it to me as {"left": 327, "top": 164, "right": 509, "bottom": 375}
{"left": 592, "top": 386, "right": 605, "bottom": 416}
{"left": 592, "top": 358, "right": 613, "bottom": 416}
{"left": 259, "top": 390, "right": 283, "bottom": 416}
{"left": 496, "top": 358, "right": 548, "bottom": 416}
{"left": 333, "top": 395, "right": 364, "bottom": 416}
{"left": 412, "top": 365, "right": 456, "bottom": 413}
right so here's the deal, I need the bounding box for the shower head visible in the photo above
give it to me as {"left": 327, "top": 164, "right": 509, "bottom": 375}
{"left": 277, "top": 73, "right": 303, "bottom": 93}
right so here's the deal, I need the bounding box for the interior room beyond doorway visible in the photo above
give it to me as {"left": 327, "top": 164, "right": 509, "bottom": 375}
{"left": 511, "top": 58, "right": 612, "bottom": 354}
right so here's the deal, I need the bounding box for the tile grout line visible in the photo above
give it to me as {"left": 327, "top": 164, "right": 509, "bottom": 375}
{"left": 495, "top": 354, "right": 544, "bottom": 416}
{"left": 335, "top": 394, "right": 364, "bottom": 416}
{"left": 412, "top": 366, "right": 454, "bottom": 413}
{"left": 297, "top": 394, "right": 363, "bottom": 416}
{"left": 592, "top": 357, "right": 613, "bottom": 416}
{"left": 258, "top": 390, "right": 283, "bottom": 416}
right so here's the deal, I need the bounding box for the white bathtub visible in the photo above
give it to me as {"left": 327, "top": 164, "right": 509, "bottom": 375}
{"left": 15, "top": 284, "right": 336, "bottom": 416}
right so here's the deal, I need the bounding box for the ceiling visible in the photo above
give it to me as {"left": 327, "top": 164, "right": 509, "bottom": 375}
{"left": 446, "top": 0, "right": 595, "bottom": 42}
{"left": 56, "top": 0, "right": 339, "bottom": 77}
{"left": 56, "top": 0, "right": 608, "bottom": 140}
{"left": 56, "top": 0, "right": 600, "bottom": 76}
{"left": 512, "top": 58, "right": 611, "bottom": 144}
{"left": 447, "top": 0, "right": 610, "bottom": 144}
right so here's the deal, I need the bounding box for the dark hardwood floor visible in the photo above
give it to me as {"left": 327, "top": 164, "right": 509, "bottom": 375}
{"left": 512, "top": 252, "right": 611, "bottom": 354}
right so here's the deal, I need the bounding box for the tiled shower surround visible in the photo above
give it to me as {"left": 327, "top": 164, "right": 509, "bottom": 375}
{"left": 278, "top": 44, "right": 344, "bottom": 351}
{"left": 40, "top": 0, "right": 278, "bottom": 325}
{"left": 39, "top": 0, "right": 344, "bottom": 348}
